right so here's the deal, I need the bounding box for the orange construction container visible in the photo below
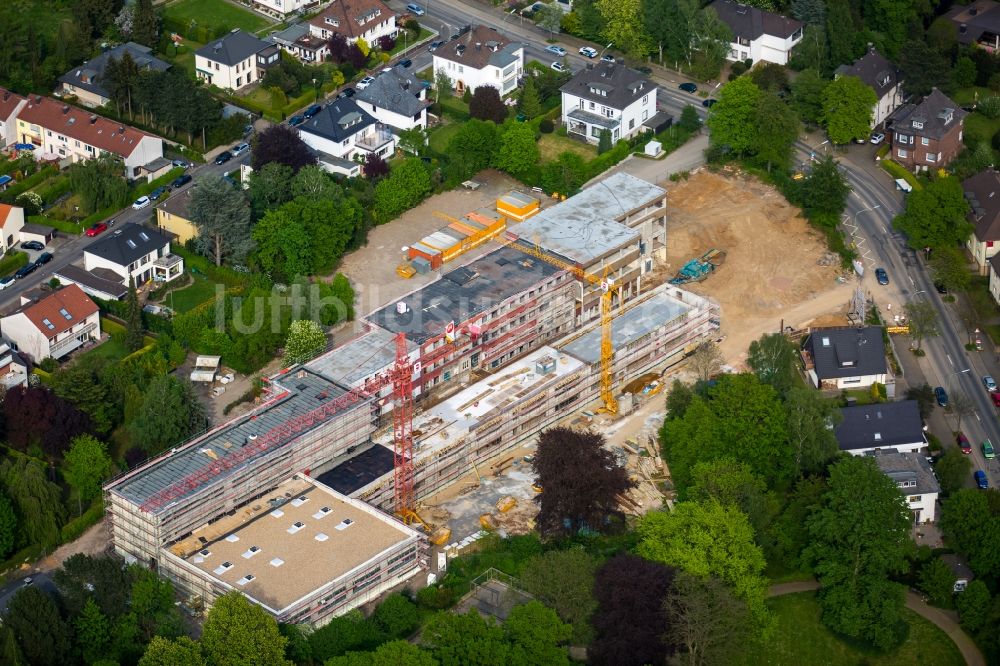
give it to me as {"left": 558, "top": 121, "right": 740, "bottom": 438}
{"left": 497, "top": 190, "right": 540, "bottom": 221}
{"left": 407, "top": 242, "right": 443, "bottom": 269}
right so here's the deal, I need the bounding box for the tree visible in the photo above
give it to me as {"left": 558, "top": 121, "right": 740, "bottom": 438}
{"left": 894, "top": 176, "right": 971, "bottom": 251}
{"left": 364, "top": 152, "right": 389, "bottom": 180}
{"left": 252, "top": 124, "right": 318, "bottom": 173}
{"left": 784, "top": 387, "right": 840, "bottom": 477}
{"left": 63, "top": 434, "right": 114, "bottom": 506}
{"left": 423, "top": 610, "right": 509, "bottom": 665}
{"left": 533, "top": 427, "right": 635, "bottom": 536}
{"left": 791, "top": 0, "right": 825, "bottom": 25}
{"left": 139, "top": 636, "right": 206, "bottom": 666}
{"left": 644, "top": 0, "right": 698, "bottom": 66}
{"left": 797, "top": 155, "right": 849, "bottom": 218}
{"left": 919, "top": 557, "right": 957, "bottom": 608}
{"left": 936, "top": 447, "right": 972, "bottom": 496}
{"left": 747, "top": 333, "right": 796, "bottom": 394}
{"left": 805, "top": 456, "right": 912, "bottom": 650}
{"left": 372, "top": 594, "right": 419, "bottom": 638}
{"left": 3, "top": 386, "right": 92, "bottom": 461}
{"left": 707, "top": 77, "right": 762, "bottom": 156}
{"left": 494, "top": 122, "right": 540, "bottom": 182}
{"left": 790, "top": 68, "right": 827, "bottom": 125}
{"left": 541, "top": 151, "right": 587, "bottom": 196}
{"left": 949, "top": 389, "right": 975, "bottom": 430}
{"left": 821, "top": 75, "right": 876, "bottom": 144}
{"left": 664, "top": 572, "right": 752, "bottom": 666}
{"left": 247, "top": 162, "right": 294, "bottom": 217}
{"left": 904, "top": 299, "right": 939, "bottom": 351}
{"left": 689, "top": 7, "right": 732, "bottom": 80}
{"left": 189, "top": 176, "right": 253, "bottom": 267}
{"left": 469, "top": 86, "right": 507, "bottom": 124}
{"left": 125, "top": 276, "right": 143, "bottom": 352}
{"left": 956, "top": 580, "right": 991, "bottom": 632}
{"left": 68, "top": 153, "right": 130, "bottom": 214}
{"left": 750, "top": 63, "right": 789, "bottom": 92}
{"left": 14, "top": 191, "right": 42, "bottom": 216}
{"left": 520, "top": 548, "right": 599, "bottom": 643}
{"left": 597, "top": 128, "right": 613, "bottom": 155}
{"left": 687, "top": 458, "right": 769, "bottom": 532}
{"left": 928, "top": 247, "right": 971, "bottom": 294}
{"left": 129, "top": 375, "right": 206, "bottom": 454}
{"left": 0, "top": 491, "right": 16, "bottom": 559}
{"left": 906, "top": 383, "right": 937, "bottom": 420}
{"left": 518, "top": 76, "right": 542, "bottom": 118}
{"left": 201, "top": 591, "right": 290, "bottom": 666}
{"left": 397, "top": 126, "right": 426, "bottom": 155}
{"left": 955, "top": 55, "right": 977, "bottom": 89}
{"left": 689, "top": 342, "right": 723, "bottom": 381}
{"left": 76, "top": 597, "right": 111, "bottom": 664}
{"left": 373, "top": 158, "right": 432, "bottom": 223}
{"left": 253, "top": 209, "right": 312, "bottom": 280}
{"left": 505, "top": 601, "right": 571, "bottom": 665}
{"left": 434, "top": 68, "right": 452, "bottom": 103}
{"left": 753, "top": 91, "right": 799, "bottom": 172}
{"left": 325, "top": 641, "right": 436, "bottom": 666}
{"left": 284, "top": 320, "right": 327, "bottom": 366}
{"left": 535, "top": 3, "right": 563, "bottom": 33}
{"left": 767, "top": 476, "right": 827, "bottom": 571}
{"left": 131, "top": 0, "right": 159, "bottom": 47}
{"left": 678, "top": 104, "right": 701, "bottom": 133}
{"left": 899, "top": 39, "right": 952, "bottom": 96}
{"left": 444, "top": 120, "right": 498, "bottom": 182}
{"left": 940, "top": 489, "right": 1000, "bottom": 581}
{"left": 0, "top": 457, "right": 65, "bottom": 548}
{"left": 596, "top": 0, "right": 650, "bottom": 58}
{"left": 637, "top": 501, "right": 769, "bottom": 625}
{"left": 4, "top": 587, "right": 73, "bottom": 666}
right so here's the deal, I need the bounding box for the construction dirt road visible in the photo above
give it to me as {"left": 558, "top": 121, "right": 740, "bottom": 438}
{"left": 661, "top": 169, "right": 855, "bottom": 368}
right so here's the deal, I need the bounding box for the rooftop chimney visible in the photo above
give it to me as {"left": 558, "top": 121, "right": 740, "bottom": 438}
{"left": 62, "top": 105, "right": 69, "bottom": 114}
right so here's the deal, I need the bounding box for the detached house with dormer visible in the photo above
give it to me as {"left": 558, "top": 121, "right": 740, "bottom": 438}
{"left": 890, "top": 88, "right": 966, "bottom": 172}
{"left": 58, "top": 42, "right": 171, "bottom": 109}
{"left": 835, "top": 46, "right": 904, "bottom": 129}
{"left": 963, "top": 169, "right": 1000, "bottom": 275}
{"left": 560, "top": 64, "right": 657, "bottom": 144}
{"left": 946, "top": 0, "right": 1000, "bottom": 52}
{"left": 804, "top": 326, "right": 889, "bottom": 390}
{"left": 355, "top": 67, "right": 429, "bottom": 130}
{"left": 84, "top": 223, "right": 183, "bottom": 286}
{"left": 195, "top": 29, "right": 280, "bottom": 92}
{"left": 295, "top": 98, "right": 396, "bottom": 177}
{"left": 0, "top": 284, "right": 101, "bottom": 363}
{"left": 708, "top": 0, "right": 803, "bottom": 65}
{"left": 873, "top": 451, "right": 940, "bottom": 524}
{"left": 432, "top": 25, "right": 524, "bottom": 96}
{"left": 307, "top": 0, "right": 398, "bottom": 52}
{"left": 835, "top": 400, "right": 927, "bottom": 457}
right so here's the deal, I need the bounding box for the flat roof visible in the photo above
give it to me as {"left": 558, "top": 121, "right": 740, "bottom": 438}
{"left": 499, "top": 190, "right": 538, "bottom": 208}
{"left": 307, "top": 327, "right": 409, "bottom": 388}
{"left": 560, "top": 290, "right": 691, "bottom": 364}
{"left": 175, "top": 476, "right": 420, "bottom": 614}
{"left": 108, "top": 368, "right": 365, "bottom": 511}
{"left": 512, "top": 172, "right": 663, "bottom": 265}
{"left": 317, "top": 444, "right": 395, "bottom": 495}
{"left": 367, "top": 246, "right": 562, "bottom": 345}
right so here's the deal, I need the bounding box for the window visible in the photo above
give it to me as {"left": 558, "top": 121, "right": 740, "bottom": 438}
{"left": 908, "top": 495, "right": 921, "bottom": 502}
{"left": 42, "top": 318, "right": 55, "bottom": 330}
{"left": 629, "top": 118, "right": 635, "bottom": 130}
{"left": 213, "top": 561, "right": 233, "bottom": 575}
{"left": 912, "top": 120, "right": 923, "bottom": 129}
{"left": 898, "top": 149, "right": 908, "bottom": 158}
{"left": 588, "top": 101, "right": 595, "bottom": 110}
{"left": 237, "top": 574, "right": 255, "bottom": 586}
{"left": 287, "top": 521, "right": 305, "bottom": 534}
{"left": 926, "top": 153, "right": 937, "bottom": 162}
{"left": 642, "top": 110, "right": 648, "bottom": 121}
{"left": 921, "top": 137, "right": 929, "bottom": 146}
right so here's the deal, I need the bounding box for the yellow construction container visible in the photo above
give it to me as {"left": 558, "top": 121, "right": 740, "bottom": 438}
{"left": 396, "top": 263, "right": 416, "bottom": 279}
{"left": 496, "top": 496, "right": 517, "bottom": 513}
{"left": 480, "top": 514, "right": 496, "bottom": 530}
{"left": 497, "top": 190, "right": 540, "bottom": 221}
{"left": 430, "top": 526, "right": 451, "bottom": 545}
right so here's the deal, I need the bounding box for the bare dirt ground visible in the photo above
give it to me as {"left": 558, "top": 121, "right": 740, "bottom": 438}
{"left": 35, "top": 521, "right": 109, "bottom": 573}
{"left": 661, "top": 169, "right": 855, "bottom": 368}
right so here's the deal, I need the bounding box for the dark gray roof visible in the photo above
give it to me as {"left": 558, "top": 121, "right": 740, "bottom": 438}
{"left": 196, "top": 29, "right": 272, "bottom": 66}
{"left": 355, "top": 69, "right": 429, "bottom": 118}
{"left": 872, "top": 450, "right": 940, "bottom": 496}
{"left": 59, "top": 42, "right": 171, "bottom": 100}
{"left": 834, "top": 47, "right": 901, "bottom": 101}
{"left": 807, "top": 326, "right": 887, "bottom": 380}
{"left": 156, "top": 188, "right": 193, "bottom": 219}
{"left": 54, "top": 265, "right": 128, "bottom": 300}
{"left": 298, "top": 98, "right": 377, "bottom": 143}
{"left": 433, "top": 25, "right": 521, "bottom": 70}
{"left": 946, "top": 0, "right": 1000, "bottom": 45}
{"left": 84, "top": 223, "right": 171, "bottom": 268}
{"left": 963, "top": 168, "right": 1000, "bottom": 242}
{"left": 891, "top": 88, "right": 967, "bottom": 141}
{"left": 561, "top": 64, "right": 654, "bottom": 111}
{"left": 940, "top": 554, "right": 975, "bottom": 581}
{"left": 369, "top": 246, "right": 561, "bottom": 345}
{"left": 707, "top": 0, "right": 802, "bottom": 40}
{"left": 835, "top": 400, "right": 926, "bottom": 452}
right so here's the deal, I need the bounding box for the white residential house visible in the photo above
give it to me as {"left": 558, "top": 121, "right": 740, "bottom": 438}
{"left": 835, "top": 401, "right": 928, "bottom": 457}
{"left": 0, "top": 88, "right": 27, "bottom": 148}
{"left": 253, "top": 0, "right": 326, "bottom": 18}
{"left": 195, "top": 29, "right": 281, "bottom": 92}
{"left": 0, "top": 284, "right": 101, "bottom": 362}
{"left": 432, "top": 25, "right": 524, "bottom": 96}
{"left": 295, "top": 98, "right": 396, "bottom": 177}
{"left": 354, "top": 67, "right": 429, "bottom": 130}
{"left": 0, "top": 342, "right": 29, "bottom": 389}
{"left": 560, "top": 63, "right": 658, "bottom": 144}
{"left": 989, "top": 254, "right": 1000, "bottom": 306}
{"left": 963, "top": 169, "right": 1000, "bottom": 275}
{"left": 709, "top": 0, "right": 804, "bottom": 65}
{"left": 834, "top": 46, "right": 905, "bottom": 129}
{"left": 873, "top": 451, "right": 940, "bottom": 524}
{"left": 0, "top": 203, "right": 25, "bottom": 254}
{"left": 804, "top": 326, "right": 890, "bottom": 390}
{"left": 307, "top": 0, "right": 398, "bottom": 52}
{"left": 83, "top": 223, "right": 184, "bottom": 286}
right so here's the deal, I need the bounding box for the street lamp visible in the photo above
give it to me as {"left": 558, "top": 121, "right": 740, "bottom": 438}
{"left": 810, "top": 139, "right": 829, "bottom": 161}
{"left": 312, "top": 77, "right": 318, "bottom": 102}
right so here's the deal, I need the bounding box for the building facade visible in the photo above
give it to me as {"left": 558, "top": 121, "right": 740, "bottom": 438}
{"left": 0, "top": 203, "right": 25, "bottom": 254}
{"left": 296, "top": 98, "right": 396, "bottom": 176}
{"left": 964, "top": 169, "right": 1000, "bottom": 274}
{"left": 307, "top": 0, "right": 398, "bottom": 49}
{"left": 195, "top": 30, "right": 281, "bottom": 92}
{"left": 355, "top": 68, "right": 429, "bottom": 130}
{"left": 155, "top": 189, "right": 199, "bottom": 244}
{"left": 431, "top": 26, "right": 524, "bottom": 96}
{"left": 873, "top": 451, "right": 940, "bottom": 523}
{"left": 58, "top": 43, "right": 171, "bottom": 108}
{"left": 803, "top": 326, "right": 890, "bottom": 390}
{"left": 0, "top": 284, "right": 101, "bottom": 362}
{"left": 709, "top": 0, "right": 804, "bottom": 65}
{"left": 560, "top": 63, "right": 657, "bottom": 144}
{"left": 0, "top": 88, "right": 27, "bottom": 148}
{"left": 890, "top": 89, "right": 966, "bottom": 171}
{"left": 834, "top": 46, "right": 904, "bottom": 129}
{"left": 83, "top": 223, "right": 184, "bottom": 285}
{"left": 835, "top": 401, "right": 927, "bottom": 456}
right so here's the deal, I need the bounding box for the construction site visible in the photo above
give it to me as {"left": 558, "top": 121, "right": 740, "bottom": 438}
{"left": 103, "top": 171, "right": 719, "bottom": 626}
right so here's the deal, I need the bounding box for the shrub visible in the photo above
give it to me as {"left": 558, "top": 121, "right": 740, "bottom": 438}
{"left": 539, "top": 118, "right": 554, "bottom": 133}
{"left": 14, "top": 191, "right": 43, "bottom": 215}
{"left": 978, "top": 95, "right": 1000, "bottom": 119}
{"left": 0, "top": 250, "right": 28, "bottom": 276}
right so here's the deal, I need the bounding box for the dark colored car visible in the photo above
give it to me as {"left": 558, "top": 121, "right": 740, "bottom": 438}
{"left": 679, "top": 82, "right": 698, "bottom": 93}
{"left": 14, "top": 263, "right": 37, "bottom": 280}
{"left": 429, "top": 40, "right": 445, "bottom": 51}
{"left": 214, "top": 151, "right": 232, "bottom": 165}
{"left": 399, "top": 58, "right": 413, "bottom": 68}
{"left": 171, "top": 174, "right": 192, "bottom": 189}
{"left": 338, "top": 88, "right": 355, "bottom": 98}
{"left": 20, "top": 240, "right": 44, "bottom": 251}
{"left": 150, "top": 186, "right": 168, "bottom": 201}
{"left": 935, "top": 386, "right": 949, "bottom": 407}
{"left": 975, "top": 470, "right": 989, "bottom": 489}
{"left": 288, "top": 115, "right": 306, "bottom": 127}
{"left": 303, "top": 104, "right": 322, "bottom": 119}
{"left": 934, "top": 281, "right": 948, "bottom": 294}
{"left": 702, "top": 98, "right": 717, "bottom": 108}
{"left": 34, "top": 252, "right": 53, "bottom": 266}
{"left": 957, "top": 432, "right": 973, "bottom": 454}
{"left": 875, "top": 267, "right": 889, "bottom": 285}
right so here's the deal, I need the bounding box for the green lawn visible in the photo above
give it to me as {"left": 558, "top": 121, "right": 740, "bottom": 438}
{"left": 952, "top": 86, "right": 994, "bottom": 106}
{"left": 164, "top": 274, "right": 221, "bottom": 312}
{"left": 538, "top": 132, "right": 595, "bottom": 161}
{"left": 963, "top": 111, "right": 1000, "bottom": 144}
{"left": 163, "top": 0, "right": 270, "bottom": 34}
{"left": 162, "top": 38, "right": 204, "bottom": 78}
{"left": 738, "top": 592, "right": 964, "bottom": 666}
{"left": 83, "top": 335, "right": 130, "bottom": 363}
{"left": 428, "top": 121, "right": 462, "bottom": 154}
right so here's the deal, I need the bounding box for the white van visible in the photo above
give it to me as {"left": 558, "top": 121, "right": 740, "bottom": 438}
{"left": 894, "top": 178, "right": 912, "bottom": 193}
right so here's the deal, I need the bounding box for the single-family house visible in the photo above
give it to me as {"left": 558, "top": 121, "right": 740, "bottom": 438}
{"left": 834, "top": 46, "right": 904, "bottom": 129}
{"left": 355, "top": 67, "right": 429, "bottom": 130}
{"left": 872, "top": 450, "right": 940, "bottom": 524}
{"left": 0, "top": 342, "right": 29, "bottom": 389}
{"left": 0, "top": 88, "right": 27, "bottom": 148}
{"left": 15, "top": 96, "right": 164, "bottom": 180}
{"left": 0, "top": 204, "right": 25, "bottom": 254}
{"left": 58, "top": 42, "right": 171, "bottom": 109}
{"left": 946, "top": 0, "right": 1000, "bottom": 52}
{"left": 964, "top": 169, "right": 1000, "bottom": 275}
{"left": 155, "top": 189, "right": 198, "bottom": 243}
{"left": 83, "top": 223, "right": 183, "bottom": 286}
{"left": 195, "top": 29, "right": 281, "bottom": 92}
{"left": 803, "top": 326, "right": 889, "bottom": 390}
{"left": 708, "top": 0, "right": 803, "bottom": 65}
{"left": 254, "top": 0, "right": 326, "bottom": 18}
{"left": 295, "top": 98, "right": 396, "bottom": 177}
{"left": 990, "top": 253, "right": 1000, "bottom": 305}
{"left": 889, "top": 88, "right": 966, "bottom": 172}
{"left": 307, "top": 0, "right": 398, "bottom": 51}
{"left": 431, "top": 25, "right": 524, "bottom": 96}
{"left": 941, "top": 554, "right": 974, "bottom": 592}
{"left": 560, "top": 63, "right": 657, "bottom": 144}
{"left": 53, "top": 265, "right": 129, "bottom": 302}
{"left": 835, "top": 400, "right": 927, "bottom": 456}
{"left": 270, "top": 23, "right": 329, "bottom": 63}
{"left": 0, "top": 284, "right": 101, "bottom": 362}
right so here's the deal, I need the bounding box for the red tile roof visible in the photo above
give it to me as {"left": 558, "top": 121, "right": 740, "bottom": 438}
{"left": 0, "top": 88, "right": 26, "bottom": 119}
{"left": 17, "top": 284, "right": 99, "bottom": 337}
{"left": 0, "top": 204, "right": 18, "bottom": 229}
{"left": 17, "top": 96, "right": 155, "bottom": 159}
{"left": 309, "top": 0, "right": 396, "bottom": 40}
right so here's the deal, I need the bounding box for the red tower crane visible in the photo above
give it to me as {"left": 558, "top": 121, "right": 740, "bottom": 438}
{"left": 390, "top": 331, "right": 417, "bottom": 521}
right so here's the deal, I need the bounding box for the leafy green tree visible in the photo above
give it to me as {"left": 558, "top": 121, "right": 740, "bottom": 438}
{"left": 308, "top": 610, "right": 384, "bottom": 660}
{"left": 954, "top": 56, "right": 977, "bottom": 89}
{"left": 665, "top": 379, "right": 694, "bottom": 420}
{"left": 397, "top": 126, "right": 427, "bottom": 155}
{"left": 905, "top": 383, "right": 936, "bottom": 420}
{"left": 139, "top": 636, "right": 206, "bottom": 666}
{"left": 434, "top": 69, "right": 452, "bottom": 103}
{"left": 688, "top": 457, "right": 766, "bottom": 514}
{"left": 637, "top": 501, "right": 769, "bottom": 626}
{"left": 790, "top": 24, "right": 829, "bottom": 73}
{"left": 665, "top": 572, "right": 752, "bottom": 666}
{"left": 596, "top": 0, "right": 650, "bottom": 58}
{"left": 518, "top": 76, "right": 542, "bottom": 118}
{"left": 63, "top": 434, "right": 114, "bottom": 506}
{"left": 898, "top": 39, "right": 952, "bottom": 96}
{"left": 790, "top": 68, "right": 828, "bottom": 125}
{"left": 919, "top": 557, "right": 957, "bottom": 608}
{"left": 131, "top": 0, "right": 159, "bottom": 47}
{"left": 956, "top": 580, "right": 991, "bottom": 632}
{"left": 894, "top": 176, "right": 971, "bottom": 251}
{"left": 541, "top": 151, "right": 587, "bottom": 195}
{"left": 750, "top": 63, "right": 789, "bottom": 92}
{"left": 0, "top": 457, "right": 64, "bottom": 547}
{"left": 247, "top": 162, "right": 294, "bottom": 217}
{"left": 201, "top": 592, "right": 290, "bottom": 666}
{"left": 520, "top": 548, "right": 599, "bottom": 644}
{"left": 753, "top": 92, "right": 799, "bottom": 172}
{"left": 189, "top": 176, "right": 253, "bottom": 266}
{"left": 678, "top": 105, "right": 701, "bottom": 133}
{"left": 253, "top": 209, "right": 312, "bottom": 280}
{"left": 0, "top": 491, "right": 16, "bottom": 559}
{"left": 129, "top": 375, "right": 206, "bottom": 454}
{"left": 689, "top": 7, "right": 732, "bottom": 80}
{"left": 131, "top": 568, "right": 184, "bottom": 641}
{"left": 644, "top": 0, "right": 699, "bottom": 66}
{"left": 767, "top": 476, "right": 827, "bottom": 571}
{"left": 76, "top": 597, "right": 111, "bottom": 664}
{"left": 597, "top": 128, "right": 613, "bottom": 155}
{"left": 939, "top": 489, "right": 1000, "bottom": 580}
{"left": 423, "top": 610, "right": 509, "bottom": 665}
{"left": 805, "top": 456, "right": 912, "bottom": 650}
{"left": 904, "top": 299, "right": 939, "bottom": 351}
{"left": 505, "top": 601, "right": 571, "bottom": 665}
{"left": 374, "top": 158, "right": 432, "bottom": 223}
{"left": 861, "top": 0, "right": 917, "bottom": 57}
{"left": 125, "top": 276, "right": 144, "bottom": 352}
{"left": 325, "top": 640, "right": 436, "bottom": 666}
{"left": 372, "top": 594, "right": 419, "bottom": 638}
{"left": 821, "top": 75, "right": 876, "bottom": 144}
{"left": 284, "top": 320, "right": 327, "bottom": 366}
{"left": 469, "top": 86, "right": 507, "bottom": 124}
{"left": 797, "top": 155, "right": 850, "bottom": 221}
{"left": 4, "top": 586, "right": 73, "bottom": 666}
{"left": 494, "top": 123, "right": 540, "bottom": 182}
{"left": 936, "top": 447, "right": 972, "bottom": 496}
{"left": 791, "top": 0, "right": 825, "bottom": 25}
{"left": 535, "top": 3, "right": 563, "bottom": 33}
{"left": 747, "top": 333, "right": 797, "bottom": 394}
{"left": 68, "top": 153, "right": 130, "bottom": 214}
{"left": 707, "top": 77, "right": 762, "bottom": 156}
{"left": 784, "top": 387, "right": 840, "bottom": 477}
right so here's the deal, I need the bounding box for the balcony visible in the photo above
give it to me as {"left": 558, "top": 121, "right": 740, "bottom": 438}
{"left": 153, "top": 254, "right": 184, "bottom": 282}
{"left": 355, "top": 126, "right": 395, "bottom": 154}
{"left": 50, "top": 321, "right": 98, "bottom": 358}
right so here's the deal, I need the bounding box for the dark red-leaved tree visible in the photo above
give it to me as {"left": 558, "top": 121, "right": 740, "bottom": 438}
{"left": 377, "top": 35, "right": 395, "bottom": 52}
{"left": 363, "top": 152, "right": 389, "bottom": 180}
{"left": 469, "top": 86, "right": 507, "bottom": 124}
{"left": 3, "top": 386, "right": 92, "bottom": 461}
{"left": 327, "top": 34, "right": 351, "bottom": 63}
{"left": 590, "top": 554, "right": 677, "bottom": 666}
{"left": 533, "top": 427, "right": 635, "bottom": 537}
{"left": 252, "top": 124, "right": 318, "bottom": 173}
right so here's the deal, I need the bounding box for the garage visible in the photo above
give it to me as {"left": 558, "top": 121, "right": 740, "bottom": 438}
{"left": 18, "top": 222, "right": 55, "bottom": 246}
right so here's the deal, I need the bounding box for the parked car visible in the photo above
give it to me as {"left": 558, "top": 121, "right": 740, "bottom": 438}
{"left": 356, "top": 76, "right": 376, "bottom": 90}
{"left": 551, "top": 61, "right": 566, "bottom": 72}
{"left": 85, "top": 222, "right": 108, "bottom": 237}
{"left": 337, "top": 88, "right": 355, "bottom": 98}
{"left": 14, "top": 263, "right": 37, "bottom": 280}
{"left": 288, "top": 115, "right": 305, "bottom": 127}
{"left": 985, "top": 375, "right": 998, "bottom": 392}
{"left": 992, "top": 391, "right": 1000, "bottom": 408}
{"left": 132, "top": 195, "right": 151, "bottom": 210}
{"left": 303, "top": 104, "right": 322, "bottom": 119}
{"left": 975, "top": 470, "right": 989, "bottom": 489}
{"left": 34, "top": 252, "right": 53, "bottom": 266}
{"left": 702, "top": 98, "right": 717, "bottom": 108}
{"left": 399, "top": 58, "right": 413, "bottom": 68}
{"left": 171, "top": 159, "right": 189, "bottom": 169}
{"left": 429, "top": 40, "right": 445, "bottom": 51}
{"left": 875, "top": 267, "right": 889, "bottom": 285}
{"left": 934, "top": 281, "right": 948, "bottom": 294}
{"left": 232, "top": 142, "right": 250, "bottom": 156}
{"left": 406, "top": 3, "right": 425, "bottom": 15}
{"left": 934, "top": 386, "right": 949, "bottom": 407}
{"left": 149, "top": 186, "right": 168, "bottom": 201}
{"left": 20, "top": 240, "right": 44, "bottom": 251}
{"left": 214, "top": 151, "right": 232, "bottom": 165}
{"left": 679, "top": 82, "right": 698, "bottom": 93}
{"left": 579, "top": 46, "right": 598, "bottom": 58}
{"left": 545, "top": 45, "right": 568, "bottom": 57}
{"left": 601, "top": 54, "right": 615, "bottom": 63}
{"left": 957, "top": 432, "right": 973, "bottom": 454}
{"left": 171, "top": 174, "right": 192, "bottom": 189}
{"left": 0, "top": 276, "right": 14, "bottom": 290}
{"left": 870, "top": 132, "right": 885, "bottom": 144}
{"left": 984, "top": 439, "right": 996, "bottom": 459}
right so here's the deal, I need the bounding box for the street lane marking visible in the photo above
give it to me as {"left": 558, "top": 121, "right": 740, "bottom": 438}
{"left": 947, "top": 354, "right": 954, "bottom": 367}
